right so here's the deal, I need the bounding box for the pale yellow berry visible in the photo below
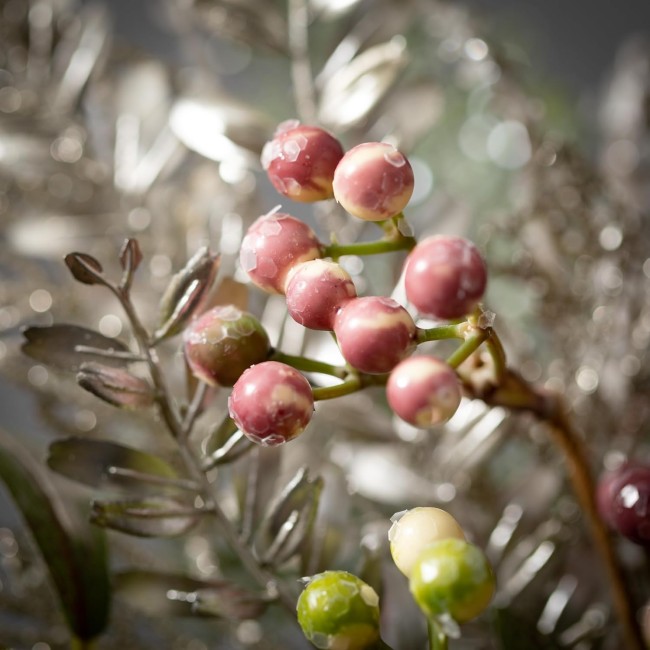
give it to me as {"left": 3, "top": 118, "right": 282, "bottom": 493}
{"left": 388, "top": 507, "right": 465, "bottom": 577}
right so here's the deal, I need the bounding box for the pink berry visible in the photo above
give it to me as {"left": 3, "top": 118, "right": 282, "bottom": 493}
{"left": 387, "top": 356, "right": 461, "bottom": 427}
{"left": 597, "top": 463, "right": 650, "bottom": 546}
{"left": 240, "top": 211, "right": 323, "bottom": 294}
{"left": 332, "top": 142, "right": 414, "bottom": 221}
{"left": 285, "top": 259, "right": 357, "bottom": 331}
{"left": 261, "top": 121, "right": 345, "bottom": 202}
{"left": 334, "top": 296, "right": 416, "bottom": 374}
{"left": 404, "top": 235, "right": 487, "bottom": 320}
{"left": 183, "top": 305, "right": 270, "bottom": 387}
{"left": 228, "top": 361, "right": 314, "bottom": 446}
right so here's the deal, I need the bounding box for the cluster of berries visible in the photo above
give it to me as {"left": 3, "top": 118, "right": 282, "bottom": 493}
{"left": 297, "top": 507, "right": 495, "bottom": 649}
{"left": 184, "top": 121, "right": 488, "bottom": 447}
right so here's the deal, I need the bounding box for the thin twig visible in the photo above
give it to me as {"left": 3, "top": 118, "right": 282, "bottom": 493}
{"left": 288, "top": 0, "right": 317, "bottom": 123}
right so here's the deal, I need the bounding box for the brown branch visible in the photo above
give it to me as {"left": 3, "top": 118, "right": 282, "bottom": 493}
{"left": 465, "top": 370, "right": 644, "bottom": 650}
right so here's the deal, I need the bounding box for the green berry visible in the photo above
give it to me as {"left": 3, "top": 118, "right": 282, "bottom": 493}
{"left": 297, "top": 571, "right": 381, "bottom": 650}
{"left": 409, "top": 538, "right": 495, "bottom": 624}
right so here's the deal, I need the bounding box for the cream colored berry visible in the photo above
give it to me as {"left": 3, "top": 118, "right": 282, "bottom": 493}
{"left": 388, "top": 507, "right": 465, "bottom": 577}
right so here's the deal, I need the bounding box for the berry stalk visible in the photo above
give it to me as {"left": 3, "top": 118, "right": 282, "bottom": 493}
{"left": 428, "top": 620, "right": 448, "bottom": 650}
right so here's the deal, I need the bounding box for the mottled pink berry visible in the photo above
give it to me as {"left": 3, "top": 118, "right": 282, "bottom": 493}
{"left": 228, "top": 361, "right": 314, "bottom": 446}
{"left": 262, "top": 121, "right": 344, "bottom": 202}
{"left": 404, "top": 235, "right": 487, "bottom": 320}
{"left": 387, "top": 356, "right": 461, "bottom": 427}
{"left": 183, "top": 305, "right": 270, "bottom": 387}
{"left": 332, "top": 142, "right": 414, "bottom": 221}
{"left": 597, "top": 463, "right": 650, "bottom": 546}
{"left": 240, "top": 211, "right": 323, "bottom": 294}
{"left": 334, "top": 296, "right": 416, "bottom": 374}
{"left": 285, "top": 259, "right": 357, "bottom": 331}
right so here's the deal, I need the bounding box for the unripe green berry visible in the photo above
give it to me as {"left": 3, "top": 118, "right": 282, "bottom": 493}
{"left": 389, "top": 507, "right": 465, "bottom": 578}
{"left": 183, "top": 305, "right": 270, "bottom": 387}
{"left": 297, "top": 571, "right": 381, "bottom": 650}
{"left": 409, "top": 538, "right": 495, "bottom": 624}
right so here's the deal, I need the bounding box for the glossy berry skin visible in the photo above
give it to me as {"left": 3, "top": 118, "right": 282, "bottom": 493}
{"left": 228, "top": 361, "right": 314, "bottom": 446}
{"left": 404, "top": 235, "right": 487, "bottom": 320}
{"left": 332, "top": 142, "right": 414, "bottom": 221}
{"left": 410, "top": 538, "right": 495, "bottom": 624}
{"left": 261, "top": 121, "right": 345, "bottom": 202}
{"left": 297, "top": 571, "right": 381, "bottom": 650}
{"left": 240, "top": 211, "right": 323, "bottom": 294}
{"left": 334, "top": 296, "right": 416, "bottom": 374}
{"left": 285, "top": 259, "right": 357, "bottom": 330}
{"left": 387, "top": 357, "right": 461, "bottom": 428}
{"left": 183, "top": 305, "right": 270, "bottom": 387}
{"left": 389, "top": 507, "right": 466, "bottom": 578}
{"left": 597, "top": 463, "right": 650, "bottom": 546}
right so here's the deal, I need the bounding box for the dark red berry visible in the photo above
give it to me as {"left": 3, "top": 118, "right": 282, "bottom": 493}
{"left": 404, "top": 235, "right": 487, "bottom": 320}
{"left": 261, "top": 121, "right": 344, "bottom": 202}
{"left": 240, "top": 211, "right": 323, "bottom": 294}
{"left": 387, "top": 356, "right": 461, "bottom": 427}
{"left": 228, "top": 361, "right": 314, "bottom": 446}
{"left": 597, "top": 463, "right": 650, "bottom": 546}
{"left": 285, "top": 259, "right": 357, "bottom": 331}
{"left": 332, "top": 142, "right": 414, "bottom": 221}
{"left": 333, "top": 296, "right": 416, "bottom": 374}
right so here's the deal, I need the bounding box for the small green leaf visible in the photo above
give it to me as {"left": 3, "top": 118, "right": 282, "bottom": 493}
{"left": 47, "top": 437, "right": 182, "bottom": 494}
{"left": 0, "top": 428, "right": 110, "bottom": 640}
{"left": 22, "top": 324, "right": 131, "bottom": 372}
{"left": 91, "top": 497, "right": 200, "bottom": 537}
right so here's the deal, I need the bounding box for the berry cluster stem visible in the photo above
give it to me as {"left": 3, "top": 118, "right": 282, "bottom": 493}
{"left": 323, "top": 235, "right": 416, "bottom": 260}
{"left": 427, "top": 620, "right": 448, "bottom": 650}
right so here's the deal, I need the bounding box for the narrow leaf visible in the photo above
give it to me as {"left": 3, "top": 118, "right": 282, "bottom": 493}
{"left": 114, "top": 570, "right": 266, "bottom": 620}
{"left": 193, "top": 586, "right": 267, "bottom": 620}
{"left": 0, "top": 428, "right": 110, "bottom": 640}
{"left": 118, "top": 238, "right": 143, "bottom": 273}
{"left": 254, "top": 467, "right": 323, "bottom": 566}
{"left": 90, "top": 497, "right": 200, "bottom": 537}
{"left": 47, "top": 437, "right": 181, "bottom": 494}
{"left": 64, "top": 252, "right": 106, "bottom": 286}
{"left": 22, "top": 324, "right": 131, "bottom": 372}
{"left": 155, "top": 247, "right": 220, "bottom": 341}
{"left": 77, "top": 362, "right": 154, "bottom": 409}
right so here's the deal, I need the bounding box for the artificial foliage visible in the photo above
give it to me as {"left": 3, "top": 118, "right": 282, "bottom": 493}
{"left": 0, "top": 1, "right": 649, "bottom": 649}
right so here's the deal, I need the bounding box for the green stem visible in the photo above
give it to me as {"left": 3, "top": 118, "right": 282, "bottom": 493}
{"left": 427, "top": 619, "right": 448, "bottom": 650}
{"left": 416, "top": 324, "right": 465, "bottom": 344}
{"left": 323, "top": 236, "right": 416, "bottom": 259}
{"left": 270, "top": 350, "right": 348, "bottom": 379}
{"left": 312, "top": 376, "right": 362, "bottom": 401}
{"left": 446, "top": 330, "right": 488, "bottom": 369}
